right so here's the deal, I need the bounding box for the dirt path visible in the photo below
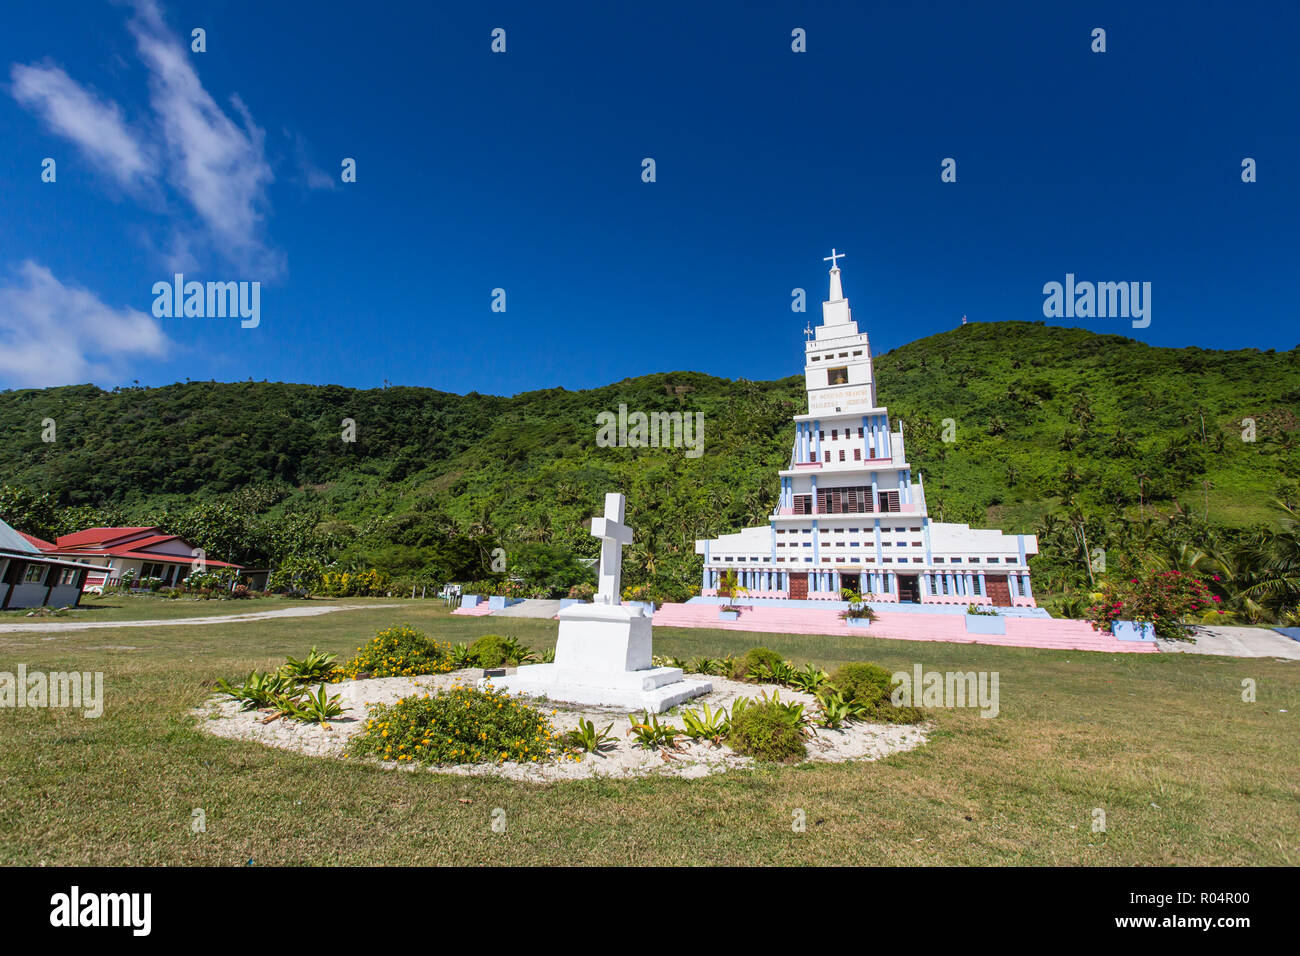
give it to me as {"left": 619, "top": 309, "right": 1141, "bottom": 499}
{"left": 0, "top": 603, "right": 407, "bottom": 634}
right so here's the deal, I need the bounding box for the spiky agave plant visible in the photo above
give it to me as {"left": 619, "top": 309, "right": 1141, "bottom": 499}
{"left": 680, "top": 702, "right": 730, "bottom": 746}
{"left": 291, "top": 684, "right": 347, "bottom": 726}
{"left": 280, "top": 647, "right": 339, "bottom": 683}
{"left": 625, "top": 711, "right": 682, "bottom": 750}
{"left": 216, "top": 670, "right": 297, "bottom": 709}
{"left": 563, "top": 717, "right": 616, "bottom": 756}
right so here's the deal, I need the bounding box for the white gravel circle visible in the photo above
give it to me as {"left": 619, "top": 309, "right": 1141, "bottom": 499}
{"left": 195, "top": 667, "right": 929, "bottom": 783}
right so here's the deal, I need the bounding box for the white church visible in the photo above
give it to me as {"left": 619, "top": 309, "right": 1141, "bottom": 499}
{"left": 695, "top": 251, "right": 1039, "bottom": 607}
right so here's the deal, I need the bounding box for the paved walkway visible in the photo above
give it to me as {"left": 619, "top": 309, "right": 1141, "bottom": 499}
{"left": 491, "top": 599, "right": 563, "bottom": 618}
{"left": 0, "top": 603, "right": 399, "bottom": 634}
{"left": 1158, "top": 625, "right": 1300, "bottom": 660}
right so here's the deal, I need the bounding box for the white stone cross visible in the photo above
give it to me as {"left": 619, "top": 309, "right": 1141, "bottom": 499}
{"left": 590, "top": 492, "right": 634, "bottom": 605}
{"left": 824, "top": 248, "right": 846, "bottom": 269}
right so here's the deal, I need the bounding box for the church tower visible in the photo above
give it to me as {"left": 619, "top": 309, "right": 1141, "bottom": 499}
{"left": 804, "top": 249, "right": 877, "bottom": 415}
{"left": 695, "top": 250, "right": 1039, "bottom": 608}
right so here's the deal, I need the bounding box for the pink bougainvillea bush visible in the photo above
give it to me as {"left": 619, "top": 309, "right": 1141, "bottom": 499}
{"left": 1087, "top": 569, "right": 1221, "bottom": 641}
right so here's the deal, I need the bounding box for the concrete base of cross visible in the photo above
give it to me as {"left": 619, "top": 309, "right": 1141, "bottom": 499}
{"left": 489, "top": 601, "right": 712, "bottom": 713}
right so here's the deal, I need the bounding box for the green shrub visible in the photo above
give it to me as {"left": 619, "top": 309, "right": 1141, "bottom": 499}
{"left": 726, "top": 700, "right": 807, "bottom": 763}
{"left": 828, "top": 662, "right": 895, "bottom": 709}
{"left": 464, "top": 634, "right": 516, "bottom": 668}
{"left": 346, "top": 685, "right": 572, "bottom": 765}
{"left": 828, "top": 662, "right": 925, "bottom": 723}
{"left": 338, "top": 625, "right": 453, "bottom": 678}
{"left": 730, "top": 646, "right": 783, "bottom": 681}
{"left": 870, "top": 703, "right": 926, "bottom": 724}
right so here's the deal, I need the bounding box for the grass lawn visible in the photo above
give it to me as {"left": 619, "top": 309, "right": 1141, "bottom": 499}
{"left": 1, "top": 600, "right": 1296, "bottom": 865}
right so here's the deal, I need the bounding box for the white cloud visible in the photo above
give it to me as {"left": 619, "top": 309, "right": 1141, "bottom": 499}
{"left": 128, "top": 0, "right": 281, "bottom": 275}
{"left": 7, "top": 1, "right": 282, "bottom": 276}
{"left": 287, "top": 129, "right": 337, "bottom": 191}
{"left": 0, "top": 261, "right": 170, "bottom": 388}
{"left": 9, "top": 61, "right": 154, "bottom": 186}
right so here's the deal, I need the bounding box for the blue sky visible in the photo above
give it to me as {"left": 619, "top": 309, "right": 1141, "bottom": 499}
{"left": 1, "top": 1, "right": 1296, "bottom": 394}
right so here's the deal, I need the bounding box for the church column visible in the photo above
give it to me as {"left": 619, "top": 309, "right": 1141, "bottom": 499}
{"left": 862, "top": 415, "right": 870, "bottom": 460}
{"left": 702, "top": 566, "right": 709, "bottom": 590}
{"left": 1021, "top": 573, "right": 1033, "bottom": 602}
{"left": 814, "top": 421, "right": 822, "bottom": 461}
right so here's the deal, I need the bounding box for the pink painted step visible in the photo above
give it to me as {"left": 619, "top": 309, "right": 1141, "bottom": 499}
{"left": 651, "top": 603, "right": 1157, "bottom": 654}
{"left": 452, "top": 603, "right": 495, "bottom": 616}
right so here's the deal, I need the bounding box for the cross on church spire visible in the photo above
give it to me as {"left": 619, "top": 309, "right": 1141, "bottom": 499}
{"left": 823, "top": 248, "right": 846, "bottom": 270}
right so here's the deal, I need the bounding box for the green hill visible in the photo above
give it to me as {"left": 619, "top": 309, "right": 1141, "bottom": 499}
{"left": 2, "top": 321, "right": 1298, "bottom": 601}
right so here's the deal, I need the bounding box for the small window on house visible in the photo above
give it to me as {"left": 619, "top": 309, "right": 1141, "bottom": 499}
{"left": 831, "top": 429, "right": 838, "bottom": 439}
{"left": 857, "top": 427, "right": 864, "bottom": 437}
{"left": 827, "top": 366, "right": 848, "bottom": 385}
{"left": 23, "top": 564, "right": 47, "bottom": 584}
{"left": 854, "top": 449, "right": 861, "bottom": 460}
{"left": 824, "top": 451, "right": 831, "bottom": 462}
{"left": 839, "top": 450, "right": 845, "bottom": 461}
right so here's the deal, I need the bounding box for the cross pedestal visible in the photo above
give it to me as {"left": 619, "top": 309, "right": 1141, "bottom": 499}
{"left": 489, "top": 493, "right": 712, "bottom": 713}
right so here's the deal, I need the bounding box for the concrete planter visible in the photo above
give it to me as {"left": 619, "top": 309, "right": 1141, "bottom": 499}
{"left": 461, "top": 594, "right": 482, "bottom": 608}
{"left": 844, "top": 616, "right": 872, "bottom": 627}
{"left": 718, "top": 609, "right": 740, "bottom": 621}
{"left": 1114, "top": 620, "right": 1157, "bottom": 642}
{"left": 488, "top": 595, "right": 522, "bottom": 610}
{"left": 964, "top": 614, "right": 1006, "bottom": 634}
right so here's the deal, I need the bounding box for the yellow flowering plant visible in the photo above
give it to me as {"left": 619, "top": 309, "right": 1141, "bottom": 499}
{"left": 348, "top": 684, "right": 572, "bottom": 766}
{"left": 332, "top": 625, "right": 455, "bottom": 679}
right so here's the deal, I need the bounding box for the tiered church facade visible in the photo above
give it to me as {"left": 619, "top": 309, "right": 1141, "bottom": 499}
{"left": 696, "top": 254, "right": 1038, "bottom": 607}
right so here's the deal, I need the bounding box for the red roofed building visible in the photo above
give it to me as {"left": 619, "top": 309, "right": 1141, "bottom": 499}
{"left": 32, "top": 527, "right": 248, "bottom": 590}
{"left": 1, "top": 518, "right": 110, "bottom": 609}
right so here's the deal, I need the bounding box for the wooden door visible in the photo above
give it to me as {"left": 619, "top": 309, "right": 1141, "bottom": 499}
{"left": 985, "top": 575, "right": 1010, "bottom": 606}
{"left": 788, "top": 573, "right": 808, "bottom": 600}
{"left": 897, "top": 574, "right": 919, "bottom": 603}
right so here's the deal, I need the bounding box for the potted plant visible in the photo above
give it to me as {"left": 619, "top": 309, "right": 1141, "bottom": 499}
{"left": 1087, "top": 570, "right": 1215, "bottom": 642}
{"left": 964, "top": 602, "right": 1005, "bottom": 634}
{"left": 717, "top": 570, "right": 747, "bottom": 620}
{"left": 560, "top": 582, "right": 595, "bottom": 610}
{"left": 838, "top": 588, "right": 877, "bottom": 627}
{"left": 621, "top": 584, "right": 658, "bottom": 617}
